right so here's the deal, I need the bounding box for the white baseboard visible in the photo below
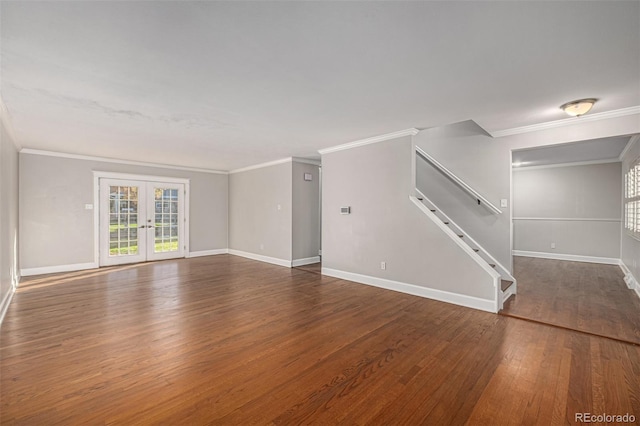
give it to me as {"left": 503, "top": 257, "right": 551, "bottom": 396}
{"left": 629, "top": 275, "right": 640, "bottom": 299}
{"left": 321, "top": 268, "right": 497, "bottom": 313}
{"left": 187, "top": 249, "right": 229, "bottom": 258}
{"left": 619, "top": 260, "right": 640, "bottom": 298}
{"left": 0, "top": 287, "right": 16, "bottom": 327}
{"left": 292, "top": 256, "right": 321, "bottom": 267}
{"left": 20, "top": 262, "right": 99, "bottom": 277}
{"left": 627, "top": 275, "right": 640, "bottom": 293}
{"left": 513, "top": 250, "right": 620, "bottom": 265}
{"left": 228, "top": 249, "right": 292, "bottom": 268}
{"left": 619, "top": 261, "right": 632, "bottom": 287}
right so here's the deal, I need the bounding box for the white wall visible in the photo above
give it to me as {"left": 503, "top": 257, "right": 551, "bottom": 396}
{"left": 229, "top": 161, "right": 293, "bottom": 264}
{"left": 513, "top": 162, "right": 621, "bottom": 260}
{"left": 292, "top": 161, "right": 320, "bottom": 262}
{"left": 19, "top": 152, "right": 228, "bottom": 271}
{"left": 415, "top": 114, "right": 640, "bottom": 273}
{"left": 621, "top": 137, "right": 640, "bottom": 292}
{"left": 1, "top": 103, "right": 20, "bottom": 322}
{"left": 322, "top": 135, "right": 496, "bottom": 310}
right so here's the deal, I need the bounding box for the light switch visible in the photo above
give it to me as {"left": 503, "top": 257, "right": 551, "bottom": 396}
{"left": 84, "top": 204, "right": 94, "bottom": 210}
{"left": 500, "top": 199, "right": 508, "bottom": 208}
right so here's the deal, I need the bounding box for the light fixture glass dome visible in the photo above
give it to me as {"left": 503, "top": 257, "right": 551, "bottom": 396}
{"left": 560, "top": 98, "right": 597, "bottom": 117}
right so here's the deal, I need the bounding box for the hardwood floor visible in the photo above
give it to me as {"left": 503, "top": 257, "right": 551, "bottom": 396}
{"left": 293, "top": 262, "right": 322, "bottom": 275}
{"left": 2, "top": 255, "right": 639, "bottom": 424}
{"left": 502, "top": 256, "right": 640, "bottom": 345}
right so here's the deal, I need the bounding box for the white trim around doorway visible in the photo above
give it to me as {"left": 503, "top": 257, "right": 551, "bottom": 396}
{"left": 93, "top": 171, "right": 191, "bottom": 267}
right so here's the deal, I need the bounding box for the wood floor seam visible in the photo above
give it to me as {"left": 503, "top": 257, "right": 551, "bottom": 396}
{"left": 498, "top": 311, "right": 640, "bottom": 347}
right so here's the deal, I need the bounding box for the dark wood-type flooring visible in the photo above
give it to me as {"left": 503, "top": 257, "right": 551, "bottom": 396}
{"left": 2, "top": 255, "right": 639, "bottom": 424}
{"left": 502, "top": 256, "right": 640, "bottom": 345}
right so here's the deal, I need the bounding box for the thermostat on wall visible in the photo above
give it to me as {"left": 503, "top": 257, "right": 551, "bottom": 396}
{"left": 304, "top": 173, "right": 313, "bottom": 181}
{"left": 340, "top": 206, "right": 351, "bottom": 215}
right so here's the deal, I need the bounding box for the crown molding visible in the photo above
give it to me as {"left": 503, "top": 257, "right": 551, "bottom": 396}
{"left": 512, "top": 158, "right": 621, "bottom": 171}
{"left": 0, "top": 98, "right": 22, "bottom": 150}
{"left": 292, "top": 157, "right": 321, "bottom": 166}
{"left": 619, "top": 134, "right": 640, "bottom": 161}
{"left": 490, "top": 106, "right": 640, "bottom": 138}
{"left": 229, "top": 157, "right": 292, "bottom": 174}
{"left": 19, "top": 148, "right": 227, "bottom": 174}
{"left": 229, "top": 156, "right": 321, "bottom": 174}
{"left": 318, "top": 128, "right": 420, "bottom": 155}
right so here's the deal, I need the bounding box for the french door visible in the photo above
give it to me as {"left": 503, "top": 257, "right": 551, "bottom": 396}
{"left": 99, "top": 178, "right": 185, "bottom": 266}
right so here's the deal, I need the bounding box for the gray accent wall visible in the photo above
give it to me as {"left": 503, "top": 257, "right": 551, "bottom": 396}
{"left": 229, "top": 161, "right": 293, "bottom": 262}
{"left": 1, "top": 112, "right": 19, "bottom": 311}
{"left": 513, "top": 162, "right": 621, "bottom": 258}
{"left": 621, "top": 137, "right": 640, "bottom": 285}
{"left": 19, "top": 153, "right": 228, "bottom": 269}
{"left": 322, "top": 136, "right": 495, "bottom": 301}
{"left": 292, "top": 162, "right": 320, "bottom": 261}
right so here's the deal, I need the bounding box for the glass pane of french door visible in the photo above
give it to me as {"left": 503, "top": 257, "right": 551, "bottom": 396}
{"left": 109, "top": 185, "right": 139, "bottom": 256}
{"left": 147, "top": 183, "right": 184, "bottom": 261}
{"left": 153, "top": 187, "right": 179, "bottom": 254}
{"left": 100, "top": 179, "right": 147, "bottom": 266}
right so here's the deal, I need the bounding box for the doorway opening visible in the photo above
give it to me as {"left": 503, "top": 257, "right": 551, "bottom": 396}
{"left": 504, "top": 136, "right": 640, "bottom": 344}
{"left": 95, "top": 173, "right": 189, "bottom": 267}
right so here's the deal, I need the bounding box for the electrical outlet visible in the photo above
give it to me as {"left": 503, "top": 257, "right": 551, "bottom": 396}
{"left": 260, "top": 243, "right": 264, "bottom": 250}
{"left": 551, "top": 243, "right": 556, "bottom": 249}
{"left": 380, "top": 261, "right": 386, "bottom": 270}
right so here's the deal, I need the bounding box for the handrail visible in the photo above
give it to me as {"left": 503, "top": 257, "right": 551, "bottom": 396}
{"left": 415, "top": 146, "right": 502, "bottom": 215}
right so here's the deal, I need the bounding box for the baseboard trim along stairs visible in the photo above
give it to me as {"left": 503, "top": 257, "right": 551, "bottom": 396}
{"left": 412, "top": 188, "right": 516, "bottom": 310}
{"left": 322, "top": 267, "right": 498, "bottom": 313}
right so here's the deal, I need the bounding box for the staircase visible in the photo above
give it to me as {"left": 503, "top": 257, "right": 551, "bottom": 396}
{"left": 412, "top": 148, "right": 517, "bottom": 311}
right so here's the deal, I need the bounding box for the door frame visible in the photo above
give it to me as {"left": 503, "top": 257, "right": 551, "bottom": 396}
{"left": 93, "top": 171, "right": 190, "bottom": 266}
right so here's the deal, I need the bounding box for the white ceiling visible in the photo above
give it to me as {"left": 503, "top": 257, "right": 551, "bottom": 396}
{"left": 512, "top": 136, "right": 631, "bottom": 168}
{"left": 1, "top": 1, "right": 639, "bottom": 171}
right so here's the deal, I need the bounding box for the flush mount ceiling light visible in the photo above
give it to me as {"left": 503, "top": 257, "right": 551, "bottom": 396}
{"left": 560, "top": 98, "right": 597, "bottom": 117}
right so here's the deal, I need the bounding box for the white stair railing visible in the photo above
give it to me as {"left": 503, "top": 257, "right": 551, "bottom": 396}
{"left": 412, "top": 191, "right": 517, "bottom": 310}
{"left": 416, "top": 146, "right": 502, "bottom": 215}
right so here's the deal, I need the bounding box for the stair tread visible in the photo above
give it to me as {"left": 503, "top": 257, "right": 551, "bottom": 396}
{"left": 501, "top": 279, "right": 514, "bottom": 292}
